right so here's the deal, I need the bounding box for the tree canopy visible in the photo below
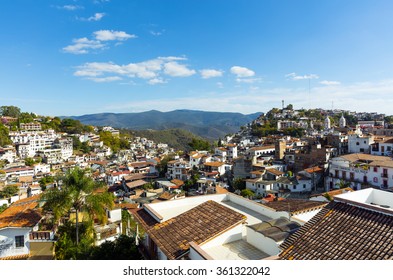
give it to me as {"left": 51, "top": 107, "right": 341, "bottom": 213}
{"left": 42, "top": 167, "right": 114, "bottom": 246}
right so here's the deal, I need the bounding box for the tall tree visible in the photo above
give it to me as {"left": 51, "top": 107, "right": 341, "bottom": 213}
{"left": 0, "top": 106, "right": 21, "bottom": 118}
{"left": 42, "top": 167, "right": 114, "bottom": 246}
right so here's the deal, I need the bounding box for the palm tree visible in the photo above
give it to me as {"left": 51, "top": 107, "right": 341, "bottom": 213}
{"left": 42, "top": 167, "right": 114, "bottom": 247}
{"left": 335, "top": 179, "right": 351, "bottom": 189}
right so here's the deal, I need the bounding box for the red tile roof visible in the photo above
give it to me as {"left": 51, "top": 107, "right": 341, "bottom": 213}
{"left": 147, "top": 200, "right": 246, "bottom": 259}
{"left": 0, "top": 195, "right": 42, "bottom": 229}
{"left": 279, "top": 201, "right": 393, "bottom": 260}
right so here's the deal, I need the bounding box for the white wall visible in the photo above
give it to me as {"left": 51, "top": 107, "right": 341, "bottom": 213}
{"left": 227, "top": 193, "right": 290, "bottom": 220}
{"left": 188, "top": 246, "right": 207, "bottom": 260}
{"left": 0, "top": 199, "right": 9, "bottom": 207}
{"left": 0, "top": 228, "right": 32, "bottom": 258}
{"left": 200, "top": 224, "right": 243, "bottom": 249}
{"left": 246, "top": 227, "right": 279, "bottom": 256}
{"left": 108, "top": 208, "right": 122, "bottom": 223}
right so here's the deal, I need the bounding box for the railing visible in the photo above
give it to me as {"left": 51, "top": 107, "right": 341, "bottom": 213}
{"left": 29, "top": 231, "right": 54, "bottom": 241}
{"left": 97, "top": 227, "right": 118, "bottom": 240}
{"left": 381, "top": 173, "right": 388, "bottom": 178}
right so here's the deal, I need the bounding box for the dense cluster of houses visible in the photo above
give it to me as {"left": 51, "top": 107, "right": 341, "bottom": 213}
{"left": 1, "top": 107, "right": 393, "bottom": 260}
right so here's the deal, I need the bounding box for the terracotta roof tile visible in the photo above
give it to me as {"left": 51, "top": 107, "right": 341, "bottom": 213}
{"left": 130, "top": 208, "right": 159, "bottom": 229}
{"left": 147, "top": 200, "right": 246, "bottom": 259}
{"left": 0, "top": 195, "right": 42, "bottom": 229}
{"left": 264, "top": 199, "right": 327, "bottom": 214}
{"left": 279, "top": 201, "right": 393, "bottom": 260}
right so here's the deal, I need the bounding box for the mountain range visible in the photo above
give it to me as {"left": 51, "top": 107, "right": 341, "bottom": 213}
{"left": 67, "top": 109, "right": 262, "bottom": 140}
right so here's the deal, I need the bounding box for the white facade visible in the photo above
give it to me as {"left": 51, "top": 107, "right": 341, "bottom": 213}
{"left": 324, "top": 116, "right": 331, "bottom": 130}
{"left": 326, "top": 154, "right": 393, "bottom": 190}
{"left": 339, "top": 115, "right": 346, "bottom": 128}
{"left": 166, "top": 159, "right": 190, "bottom": 181}
{"left": 0, "top": 226, "right": 37, "bottom": 259}
{"left": 4, "top": 167, "right": 34, "bottom": 178}
{"left": 0, "top": 147, "right": 16, "bottom": 163}
{"left": 348, "top": 134, "right": 374, "bottom": 154}
{"left": 33, "top": 163, "right": 51, "bottom": 175}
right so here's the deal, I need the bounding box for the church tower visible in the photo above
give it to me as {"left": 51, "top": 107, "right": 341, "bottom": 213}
{"left": 324, "top": 116, "right": 331, "bottom": 130}
{"left": 339, "top": 114, "right": 346, "bottom": 128}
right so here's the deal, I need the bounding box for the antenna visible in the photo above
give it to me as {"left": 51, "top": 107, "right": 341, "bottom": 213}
{"left": 282, "top": 100, "right": 284, "bottom": 110}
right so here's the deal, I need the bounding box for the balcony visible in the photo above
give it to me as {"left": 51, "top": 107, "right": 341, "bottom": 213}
{"left": 29, "top": 231, "right": 55, "bottom": 241}
{"left": 381, "top": 173, "right": 388, "bottom": 178}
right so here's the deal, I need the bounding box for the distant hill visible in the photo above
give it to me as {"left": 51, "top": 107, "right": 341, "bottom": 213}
{"left": 131, "top": 128, "right": 204, "bottom": 152}
{"left": 67, "top": 109, "right": 262, "bottom": 140}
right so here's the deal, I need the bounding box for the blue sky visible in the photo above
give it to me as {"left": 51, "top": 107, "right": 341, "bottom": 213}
{"left": 2, "top": 0, "right": 393, "bottom": 116}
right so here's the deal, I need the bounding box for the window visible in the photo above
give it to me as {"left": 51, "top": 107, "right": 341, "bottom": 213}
{"left": 293, "top": 185, "right": 297, "bottom": 190}
{"left": 374, "top": 167, "right": 378, "bottom": 172}
{"left": 356, "top": 142, "right": 359, "bottom": 145}
{"left": 335, "top": 170, "right": 339, "bottom": 178}
{"left": 342, "top": 171, "right": 346, "bottom": 179}
{"left": 350, "top": 172, "right": 354, "bottom": 180}
{"left": 303, "top": 184, "right": 306, "bottom": 188}
{"left": 15, "top": 236, "right": 24, "bottom": 248}
{"left": 373, "top": 177, "right": 378, "bottom": 183}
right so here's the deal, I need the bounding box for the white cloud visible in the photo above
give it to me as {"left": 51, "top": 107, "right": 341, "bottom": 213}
{"left": 320, "top": 80, "right": 341, "bottom": 86}
{"left": 63, "top": 37, "right": 105, "bottom": 54}
{"left": 150, "top": 30, "right": 163, "bottom": 36}
{"left": 63, "top": 30, "right": 136, "bottom": 54}
{"left": 57, "top": 5, "right": 83, "bottom": 10}
{"left": 236, "top": 78, "right": 262, "bottom": 84}
{"left": 200, "top": 69, "right": 223, "bottom": 79}
{"left": 148, "top": 78, "right": 167, "bottom": 85}
{"left": 94, "top": 30, "right": 136, "bottom": 41}
{"left": 86, "top": 13, "right": 106, "bottom": 22}
{"left": 285, "top": 72, "right": 319, "bottom": 80}
{"left": 87, "top": 76, "right": 122, "bottom": 83}
{"left": 230, "top": 66, "right": 255, "bottom": 77}
{"left": 217, "top": 82, "right": 224, "bottom": 88}
{"left": 163, "top": 62, "right": 196, "bottom": 77}
{"left": 74, "top": 56, "right": 195, "bottom": 83}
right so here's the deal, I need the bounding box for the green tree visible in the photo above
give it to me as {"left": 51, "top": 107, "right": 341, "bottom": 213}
{"left": 188, "top": 138, "right": 211, "bottom": 151}
{"left": 0, "top": 123, "right": 11, "bottom": 146}
{"left": 240, "top": 189, "right": 255, "bottom": 198}
{"left": 0, "top": 106, "right": 21, "bottom": 118}
{"left": 0, "top": 204, "right": 7, "bottom": 213}
{"left": 18, "top": 112, "right": 35, "bottom": 124}
{"left": 42, "top": 167, "right": 114, "bottom": 247}
{"left": 88, "top": 235, "right": 142, "bottom": 260}
{"left": 335, "top": 179, "right": 351, "bottom": 189}
{"left": 157, "top": 155, "right": 175, "bottom": 177}
{"left": 39, "top": 175, "right": 55, "bottom": 191}
{"left": 24, "top": 157, "right": 35, "bottom": 166}
{"left": 0, "top": 185, "right": 19, "bottom": 198}
{"left": 233, "top": 178, "right": 246, "bottom": 191}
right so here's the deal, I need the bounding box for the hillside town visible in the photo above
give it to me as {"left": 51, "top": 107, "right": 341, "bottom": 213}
{"left": 1, "top": 104, "right": 393, "bottom": 260}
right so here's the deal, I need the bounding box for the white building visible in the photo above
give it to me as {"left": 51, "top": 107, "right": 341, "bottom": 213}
{"left": 133, "top": 193, "right": 304, "bottom": 260}
{"left": 339, "top": 115, "right": 346, "bottom": 128}
{"left": 348, "top": 133, "right": 374, "bottom": 154}
{"left": 324, "top": 116, "right": 331, "bottom": 130}
{"left": 326, "top": 153, "right": 393, "bottom": 190}
{"left": 0, "top": 196, "right": 55, "bottom": 260}
{"left": 0, "top": 146, "right": 17, "bottom": 163}
{"left": 33, "top": 163, "right": 51, "bottom": 176}
{"left": 166, "top": 159, "right": 190, "bottom": 181}
{"left": 3, "top": 166, "right": 34, "bottom": 179}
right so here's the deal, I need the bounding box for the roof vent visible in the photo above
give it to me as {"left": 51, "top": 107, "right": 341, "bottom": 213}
{"left": 380, "top": 205, "right": 390, "bottom": 208}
